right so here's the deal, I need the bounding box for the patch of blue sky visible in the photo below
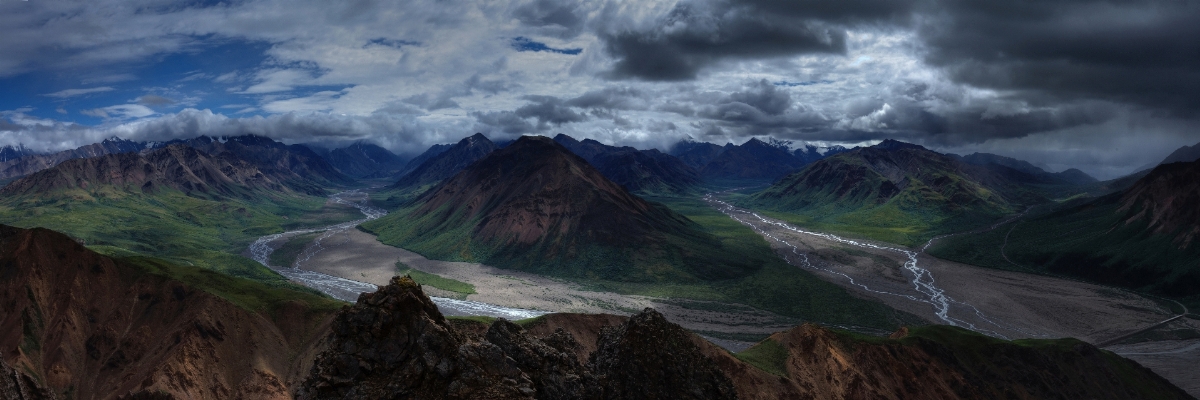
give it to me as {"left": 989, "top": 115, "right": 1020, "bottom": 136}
{"left": 511, "top": 37, "right": 582, "bottom": 55}
{"left": 1, "top": 37, "right": 273, "bottom": 125}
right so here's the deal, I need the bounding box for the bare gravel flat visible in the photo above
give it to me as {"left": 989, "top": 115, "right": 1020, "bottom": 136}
{"left": 723, "top": 205, "right": 1172, "bottom": 342}
{"left": 295, "top": 228, "right": 794, "bottom": 339}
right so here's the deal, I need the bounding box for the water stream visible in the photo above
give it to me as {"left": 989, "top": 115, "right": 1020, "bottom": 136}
{"left": 705, "top": 193, "right": 1027, "bottom": 339}
{"left": 249, "top": 189, "right": 546, "bottom": 320}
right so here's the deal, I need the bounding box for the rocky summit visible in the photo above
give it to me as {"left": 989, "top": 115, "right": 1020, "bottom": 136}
{"left": 298, "top": 276, "right": 736, "bottom": 400}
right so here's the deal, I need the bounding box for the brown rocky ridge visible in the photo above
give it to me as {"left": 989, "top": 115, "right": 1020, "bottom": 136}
{"left": 148, "top": 135, "right": 353, "bottom": 195}
{"left": 0, "top": 224, "right": 337, "bottom": 399}
{"left": 0, "top": 137, "right": 146, "bottom": 181}
{"left": 1118, "top": 158, "right": 1200, "bottom": 248}
{"left": 0, "top": 143, "right": 327, "bottom": 200}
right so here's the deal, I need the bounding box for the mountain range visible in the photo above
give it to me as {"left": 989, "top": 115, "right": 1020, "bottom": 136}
{"left": 392, "top": 133, "right": 498, "bottom": 191}
{"left": 553, "top": 134, "right": 700, "bottom": 195}
{"left": 745, "top": 139, "right": 1066, "bottom": 244}
{"left": 931, "top": 158, "right": 1200, "bottom": 302}
{"left": 0, "top": 135, "right": 361, "bottom": 281}
{"left": 309, "top": 141, "right": 409, "bottom": 179}
{"left": 0, "top": 132, "right": 1197, "bottom": 397}
{"left": 2, "top": 144, "right": 313, "bottom": 200}
{"left": 668, "top": 137, "right": 849, "bottom": 182}
{"left": 0, "top": 137, "right": 146, "bottom": 182}
{"left": 364, "top": 135, "right": 755, "bottom": 282}
{"left": 950, "top": 152, "right": 1097, "bottom": 185}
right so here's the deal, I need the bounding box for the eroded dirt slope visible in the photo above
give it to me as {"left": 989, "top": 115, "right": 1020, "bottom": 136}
{"left": 0, "top": 225, "right": 335, "bottom": 399}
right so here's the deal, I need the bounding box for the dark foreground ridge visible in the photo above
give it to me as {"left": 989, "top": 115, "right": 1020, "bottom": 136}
{"left": 0, "top": 225, "right": 1191, "bottom": 399}
{"left": 298, "top": 275, "right": 736, "bottom": 400}
{"left": 298, "top": 276, "right": 1193, "bottom": 400}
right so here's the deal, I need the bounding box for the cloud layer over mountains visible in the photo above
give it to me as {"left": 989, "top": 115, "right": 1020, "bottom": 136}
{"left": 0, "top": 0, "right": 1197, "bottom": 178}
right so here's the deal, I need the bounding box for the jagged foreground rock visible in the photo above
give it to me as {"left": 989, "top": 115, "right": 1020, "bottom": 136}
{"left": 297, "top": 276, "right": 735, "bottom": 400}
{"left": 1, "top": 357, "right": 56, "bottom": 400}
{"left": 298, "top": 276, "right": 1191, "bottom": 400}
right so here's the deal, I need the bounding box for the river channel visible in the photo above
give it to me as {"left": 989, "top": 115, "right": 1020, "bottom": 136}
{"left": 248, "top": 189, "right": 546, "bottom": 320}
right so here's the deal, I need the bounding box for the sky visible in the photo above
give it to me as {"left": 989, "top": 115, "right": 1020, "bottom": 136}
{"left": 1, "top": 0, "right": 1198, "bottom": 179}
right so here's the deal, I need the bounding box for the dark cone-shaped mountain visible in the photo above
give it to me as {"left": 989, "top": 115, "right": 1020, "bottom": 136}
{"left": 364, "top": 136, "right": 752, "bottom": 282}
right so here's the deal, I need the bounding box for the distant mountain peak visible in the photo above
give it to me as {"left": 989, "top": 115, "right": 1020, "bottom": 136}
{"left": 873, "top": 139, "right": 926, "bottom": 151}
{"left": 393, "top": 132, "right": 497, "bottom": 189}
{"left": 1159, "top": 141, "right": 1200, "bottom": 165}
{"left": 764, "top": 137, "right": 793, "bottom": 151}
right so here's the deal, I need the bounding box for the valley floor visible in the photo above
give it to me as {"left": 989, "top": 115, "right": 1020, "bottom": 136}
{"left": 708, "top": 194, "right": 1200, "bottom": 397}
{"left": 247, "top": 188, "right": 1197, "bottom": 396}
{"left": 286, "top": 227, "right": 795, "bottom": 344}
{"left": 1109, "top": 336, "right": 1200, "bottom": 396}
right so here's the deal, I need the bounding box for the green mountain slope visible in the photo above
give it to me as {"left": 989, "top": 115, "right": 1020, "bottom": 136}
{"left": 365, "top": 135, "right": 750, "bottom": 282}
{"left": 929, "top": 159, "right": 1200, "bottom": 306}
{"left": 0, "top": 144, "right": 361, "bottom": 284}
{"left": 744, "top": 140, "right": 1050, "bottom": 245}
{"left": 735, "top": 323, "right": 1192, "bottom": 399}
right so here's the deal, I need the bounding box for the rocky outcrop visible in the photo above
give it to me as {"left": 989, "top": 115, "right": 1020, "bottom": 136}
{"left": 588, "top": 309, "right": 737, "bottom": 400}
{"left": 298, "top": 276, "right": 738, "bottom": 400}
{"left": 0, "top": 358, "right": 56, "bottom": 400}
{"left": 298, "top": 276, "right": 537, "bottom": 399}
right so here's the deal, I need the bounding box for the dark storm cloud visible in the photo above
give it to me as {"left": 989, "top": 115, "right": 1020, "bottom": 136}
{"left": 0, "top": 119, "right": 24, "bottom": 132}
{"left": 471, "top": 95, "right": 601, "bottom": 135}
{"left": 919, "top": 0, "right": 1200, "bottom": 116}
{"left": 599, "top": 0, "right": 918, "bottom": 80}
{"left": 515, "top": 95, "right": 588, "bottom": 126}
{"left": 728, "top": 79, "right": 790, "bottom": 115}
{"left": 472, "top": 110, "right": 539, "bottom": 135}
{"left": 564, "top": 87, "right": 647, "bottom": 110}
